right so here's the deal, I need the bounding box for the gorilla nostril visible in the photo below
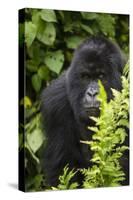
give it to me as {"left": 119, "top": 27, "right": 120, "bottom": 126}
{"left": 87, "top": 88, "right": 98, "bottom": 97}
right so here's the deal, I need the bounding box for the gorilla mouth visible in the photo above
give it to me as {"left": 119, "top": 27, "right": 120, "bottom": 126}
{"left": 83, "top": 99, "right": 100, "bottom": 114}
{"left": 80, "top": 106, "right": 100, "bottom": 124}
{"left": 85, "top": 107, "right": 100, "bottom": 117}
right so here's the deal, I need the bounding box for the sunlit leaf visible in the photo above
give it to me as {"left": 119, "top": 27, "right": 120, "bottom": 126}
{"left": 27, "top": 60, "right": 38, "bottom": 72}
{"left": 25, "top": 22, "right": 37, "bottom": 47}
{"left": 37, "top": 21, "right": 56, "bottom": 46}
{"left": 81, "top": 12, "right": 98, "bottom": 20}
{"left": 31, "top": 74, "right": 42, "bottom": 92}
{"left": 81, "top": 24, "right": 93, "bottom": 34}
{"left": 97, "top": 14, "right": 115, "bottom": 37}
{"left": 38, "top": 65, "right": 50, "bottom": 80}
{"left": 40, "top": 10, "right": 57, "bottom": 22}
{"left": 27, "top": 128, "right": 44, "bottom": 153}
{"left": 44, "top": 50, "right": 64, "bottom": 74}
{"left": 20, "top": 96, "right": 32, "bottom": 108}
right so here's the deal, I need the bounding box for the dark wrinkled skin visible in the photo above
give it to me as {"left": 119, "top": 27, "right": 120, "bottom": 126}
{"left": 41, "top": 36, "right": 129, "bottom": 187}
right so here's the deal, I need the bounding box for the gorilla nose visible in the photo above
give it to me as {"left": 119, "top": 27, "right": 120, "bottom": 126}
{"left": 86, "top": 88, "right": 98, "bottom": 97}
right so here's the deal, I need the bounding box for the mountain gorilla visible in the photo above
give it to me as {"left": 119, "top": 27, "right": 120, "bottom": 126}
{"left": 41, "top": 36, "right": 129, "bottom": 187}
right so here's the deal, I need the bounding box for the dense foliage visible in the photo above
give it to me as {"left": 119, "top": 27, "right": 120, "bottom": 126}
{"left": 19, "top": 8, "right": 129, "bottom": 191}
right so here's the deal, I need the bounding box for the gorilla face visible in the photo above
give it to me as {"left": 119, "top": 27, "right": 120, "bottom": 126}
{"left": 66, "top": 37, "right": 124, "bottom": 124}
{"left": 82, "top": 80, "right": 100, "bottom": 117}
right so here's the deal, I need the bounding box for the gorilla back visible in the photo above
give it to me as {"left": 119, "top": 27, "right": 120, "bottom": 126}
{"left": 41, "top": 36, "right": 128, "bottom": 187}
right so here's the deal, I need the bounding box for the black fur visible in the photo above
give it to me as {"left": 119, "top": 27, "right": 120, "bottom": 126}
{"left": 41, "top": 36, "right": 129, "bottom": 187}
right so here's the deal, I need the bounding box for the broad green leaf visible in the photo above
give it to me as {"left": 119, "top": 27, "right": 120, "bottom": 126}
{"left": 25, "top": 22, "right": 37, "bottom": 47}
{"left": 66, "top": 36, "right": 85, "bottom": 49}
{"left": 27, "top": 60, "right": 38, "bottom": 72}
{"left": 32, "top": 10, "right": 41, "bottom": 25}
{"left": 25, "top": 143, "right": 39, "bottom": 164}
{"left": 40, "top": 10, "right": 57, "bottom": 22}
{"left": 97, "top": 14, "right": 115, "bottom": 37}
{"left": 37, "top": 21, "right": 56, "bottom": 45}
{"left": 27, "top": 128, "right": 44, "bottom": 153}
{"left": 44, "top": 50, "right": 64, "bottom": 74}
{"left": 64, "top": 23, "right": 74, "bottom": 33}
{"left": 29, "top": 174, "right": 44, "bottom": 190}
{"left": 81, "top": 12, "right": 98, "bottom": 20}
{"left": 64, "top": 20, "right": 80, "bottom": 32}
{"left": 28, "top": 42, "right": 45, "bottom": 65}
{"left": 81, "top": 24, "right": 93, "bottom": 34}
{"left": 20, "top": 96, "right": 32, "bottom": 108}
{"left": 31, "top": 74, "right": 42, "bottom": 92}
{"left": 38, "top": 65, "right": 50, "bottom": 80}
{"left": 58, "top": 11, "right": 65, "bottom": 21}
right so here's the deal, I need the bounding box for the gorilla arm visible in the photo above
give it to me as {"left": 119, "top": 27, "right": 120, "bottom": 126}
{"left": 41, "top": 73, "right": 86, "bottom": 186}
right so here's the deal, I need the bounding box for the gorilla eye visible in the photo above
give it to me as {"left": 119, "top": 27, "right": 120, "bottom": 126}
{"left": 81, "top": 73, "right": 90, "bottom": 80}
{"left": 98, "top": 73, "right": 104, "bottom": 79}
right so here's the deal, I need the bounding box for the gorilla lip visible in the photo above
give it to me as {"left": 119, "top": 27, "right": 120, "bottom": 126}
{"left": 83, "top": 104, "right": 100, "bottom": 111}
{"left": 85, "top": 107, "right": 99, "bottom": 112}
{"left": 85, "top": 107, "right": 100, "bottom": 116}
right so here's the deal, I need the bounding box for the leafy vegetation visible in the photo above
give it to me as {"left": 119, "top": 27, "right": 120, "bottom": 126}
{"left": 52, "top": 165, "right": 79, "bottom": 190}
{"left": 19, "top": 8, "right": 129, "bottom": 191}
{"left": 81, "top": 72, "right": 129, "bottom": 188}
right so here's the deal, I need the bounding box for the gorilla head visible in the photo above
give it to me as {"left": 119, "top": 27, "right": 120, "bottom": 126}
{"left": 66, "top": 37, "right": 125, "bottom": 123}
{"left": 41, "top": 36, "right": 127, "bottom": 187}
